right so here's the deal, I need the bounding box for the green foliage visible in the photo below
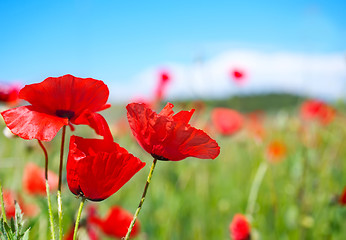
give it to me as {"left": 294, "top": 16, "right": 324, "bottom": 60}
{"left": 0, "top": 202, "right": 30, "bottom": 240}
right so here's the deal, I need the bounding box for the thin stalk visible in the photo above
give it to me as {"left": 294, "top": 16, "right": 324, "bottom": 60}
{"left": 246, "top": 161, "right": 268, "bottom": 216}
{"left": 46, "top": 180, "right": 56, "bottom": 240}
{"left": 58, "top": 125, "right": 67, "bottom": 240}
{"left": 73, "top": 197, "right": 86, "bottom": 240}
{"left": 38, "top": 140, "right": 49, "bottom": 180}
{"left": 38, "top": 140, "right": 56, "bottom": 240}
{"left": 124, "top": 158, "right": 158, "bottom": 240}
{"left": 58, "top": 125, "right": 66, "bottom": 191}
{"left": 0, "top": 181, "right": 7, "bottom": 224}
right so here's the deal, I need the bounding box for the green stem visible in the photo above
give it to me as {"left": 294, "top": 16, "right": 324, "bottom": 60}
{"left": 38, "top": 140, "right": 56, "bottom": 240}
{"left": 46, "top": 180, "right": 56, "bottom": 240}
{"left": 73, "top": 197, "right": 86, "bottom": 240}
{"left": 0, "top": 181, "right": 7, "bottom": 224}
{"left": 246, "top": 161, "right": 268, "bottom": 217}
{"left": 124, "top": 158, "right": 158, "bottom": 240}
{"left": 58, "top": 125, "right": 66, "bottom": 240}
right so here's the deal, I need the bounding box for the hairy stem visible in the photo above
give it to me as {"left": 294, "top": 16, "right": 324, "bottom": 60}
{"left": 58, "top": 125, "right": 67, "bottom": 240}
{"left": 38, "top": 140, "right": 56, "bottom": 240}
{"left": 73, "top": 197, "right": 86, "bottom": 240}
{"left": 124, "top": 158, "right": 158, "bottom": 240}
{"left": 46, "top": 180, "right": 56, "bottom": 240}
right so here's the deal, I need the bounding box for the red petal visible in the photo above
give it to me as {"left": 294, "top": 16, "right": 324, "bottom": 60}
{"left": 67, "top": 136, "right": 145, "bottom": 201}
{"left": 172, "top": 109, "right": 195, "bottom": 124}
{"left": 159, "top": 102, "right": 175, "bottom": 117}
{"left": 19, "top": 74, "right": 109, "bottom": 119}
{"left": 1, "top": 106, "right": 68, "bottom": 141}
{"left": 176, "top": 125, "right": 220, "bottom": 160}
{"left": 79, "top": 152, "right": 145, "bottom": 201}
{"left": 73, "top": 111, "right": 113, "bottom": 141}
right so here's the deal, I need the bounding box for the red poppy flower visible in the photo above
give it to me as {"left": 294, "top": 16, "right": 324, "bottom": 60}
{"left": 229, "top": 214, "right": 251, "bottom": 240}
{"left": 0, "top": 83, "right": 20, "bottom": 105}
{"left": 90, "top": 206, "right": 140, "bottom": 238}
{"left": 212, "top": 108, "right": 244, "bottom": 136}
{"left": 266, "top": 141, "right": 287, "bottom": 163}
{"left": 300, "top": 99, "right": 335, "bottom": 125}
{"left": 64, "top": 224, "right": 99, "bottom": 240}
{"left": 155, "top": 70, "right": 171, "bottom": 101}
{"left": 22, "top": 162, "right": 58, "bottom": 195}
{"left": 339, "top": 186, "right": 346, "bottom": 205}
{"left": 230, "top": 68, "right": 246, "bottom": 86}
{"left": 126, "top": 102, "right": 220, "bottom": 161}
{"left": 1, "top": 74, "right": 110, "bottom": 141}
{"left": 66, "top": 135, "right": 145, "bottom": 201}
{"left": 0, "top": 190, "right": 38, "bottom": 218}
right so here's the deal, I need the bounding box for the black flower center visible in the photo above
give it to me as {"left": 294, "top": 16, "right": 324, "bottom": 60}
{"left": 151, "top": 154, "right": 169, "bottom": 161}
{"left": 56, "top": 110, "right": 75, "bottom": 120}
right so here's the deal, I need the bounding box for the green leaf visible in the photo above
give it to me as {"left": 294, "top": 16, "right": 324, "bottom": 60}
{"left": 21, "top": 228, "right": 30, "bottom": 240}
{"left": 14, "top": 201, "right": 24, "bottom": 238}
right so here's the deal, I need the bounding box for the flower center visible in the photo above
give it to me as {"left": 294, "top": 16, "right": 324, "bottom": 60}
{"left": 151, "top": 154, "right": 169, "bottom": 161}
{"left": 56, "top": 110, "right": 75, "bottom": 120}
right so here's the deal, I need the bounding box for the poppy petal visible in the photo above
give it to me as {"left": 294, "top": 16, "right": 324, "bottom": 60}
{"left": 79, "top": 152, "right": 145, "bottom": 201}
{"left": 1, "top": 106, "right": 68, "bottom": 141}
{"left": 73, "top": 111, "right": 113, "bottom": 141}
{"left": 19, "top": 74, "right": 109, "bottom": 118}
{"left": 67, "top": 136, "right": 145, "bottom": 201}
{"left": 172, "top": 109, "right": 195, "bottom": 124}
{"left": 159, "top": 102, "right": 174, "bottom": 117}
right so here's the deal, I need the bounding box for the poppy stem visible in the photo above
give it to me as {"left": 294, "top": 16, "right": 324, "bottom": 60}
{"left": 37, "top": 140, "right": 56, "bottom": 240}
{"left": 46, "top": 180, "right": 56, "bottom": 240}
{"left": 73, "top": 197, "right": 86, "bottom": 240}
{"left": 0, "top": 180, "right": 7, "bottom": 224}
{"left": 58, "top": 125, "right": 67, "bottom": 240}
{"left": 124, "top": 158, "right": 158, "bottom": 240}
{"left": 38, "top": 140, "right": 49, "bottom": 180}
{"left": 246, "top": 161, "right": 268, "bottom": 217}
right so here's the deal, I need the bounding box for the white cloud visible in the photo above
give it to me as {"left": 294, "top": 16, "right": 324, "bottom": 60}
{"left": 109, "top": 50, "right": 346, "bottom": 102}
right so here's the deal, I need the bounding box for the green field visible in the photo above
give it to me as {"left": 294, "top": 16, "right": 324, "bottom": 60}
{"left": 1, "top": 96, "right": 346, "bottom": 239}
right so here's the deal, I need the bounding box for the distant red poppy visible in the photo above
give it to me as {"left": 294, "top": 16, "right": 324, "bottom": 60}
{"left": 266, "top": 141, "right": 287, "bottom": 163}
{"left": 339, "top": 186, "right": 346, "bottom": 205}
{"left": 1, "top": 74, "right": 110, "bottom": 141}
{"left": 0, "top": 83, "right": 20, "bottom": 105}
{"left": 126, "top": 102, "right": 220, "bottom": 161}
{"left": 66, "top": 135, "right": 145, "bottom": 201}
{"left": 155, "top": 70, "right": 171, "bottom": 101}
{"left": 1, "top": 190, "right": 17, "bottom": 218}
{"left": 64, "top": 223, "right": 99, "bottom": 240}
{"left": 300, "top": 99, "right": 335, "bottom": 125}
{"left": 64, "top": 205, "right": 100, "bottom": 240}
{"left": 212, "top": 108, "right": 244, "bottom": 136}
{"left": 0, "top": 190, "right": 38, "bottom": 218}
{"left": 22, "top": 162, "right": 58, "bottom": 195}
{"left": 230, "top": 68, "right": 246, "bottom": 86}
{"left": 90, "top": 206, "right": 140, "bottom": 238}
{"left": 229, "top": 214, "right": 251, "bottom": 240}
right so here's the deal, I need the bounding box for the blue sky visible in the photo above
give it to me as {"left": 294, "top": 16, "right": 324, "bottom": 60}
{"left": 0, "top": 1, "right": 345, "bottom": 100}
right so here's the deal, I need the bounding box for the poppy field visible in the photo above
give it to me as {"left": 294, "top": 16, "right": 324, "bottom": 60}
{"left": 0, "top": 75, "right": 346, "bottom": 240}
